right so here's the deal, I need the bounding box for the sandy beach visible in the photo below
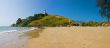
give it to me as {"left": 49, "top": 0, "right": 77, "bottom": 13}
{"left": 28, "top": 27, "right": 110, "bottom": 48}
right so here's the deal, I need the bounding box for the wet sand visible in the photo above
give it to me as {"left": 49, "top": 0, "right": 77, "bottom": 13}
{"left": 0, "top": 32, "right": 28, "bottom": 48}
{"left": 28, "top": 27, "right": 110, "bottom": 48}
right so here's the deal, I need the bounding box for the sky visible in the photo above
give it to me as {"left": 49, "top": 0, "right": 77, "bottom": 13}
{"left": 0, "top": 0, "right": 105, "bottom": 26}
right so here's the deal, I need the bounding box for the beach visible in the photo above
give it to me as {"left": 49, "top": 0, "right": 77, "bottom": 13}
{"left": 28, "top": 27, "right": 110, "bottom": 48}
{"left": 0, "top": 27, "right": 110, "bottom": 48}
{"left": 0, "top": 27, "right": 32, "bottom": 48}
{"left": 0, "top": 31, "right": 28, "bottom": 48}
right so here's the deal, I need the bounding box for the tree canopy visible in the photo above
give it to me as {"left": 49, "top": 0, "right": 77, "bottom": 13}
{"left": 97, "top": 0, "right": 110, "bottom": 22}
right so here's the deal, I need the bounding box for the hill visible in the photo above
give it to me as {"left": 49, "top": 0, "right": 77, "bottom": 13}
{"left": 11, "top": 13, "right": 75, "bottom": 27}
{"left": 11, "top": 13, "right": 110, "bottom": 27}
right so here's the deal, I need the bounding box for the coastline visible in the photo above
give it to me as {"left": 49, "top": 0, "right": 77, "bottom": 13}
{"left": 0, "top": 26, "right": 110, "bottom": 48}
{"left": 0, "top": 27, "right": 38, "bottom": 48}
{"left": 28, "top": 26, "right": 110, "bottom": 48}
{"left": 0, "top": 30, "right": 28, "bottom": 48}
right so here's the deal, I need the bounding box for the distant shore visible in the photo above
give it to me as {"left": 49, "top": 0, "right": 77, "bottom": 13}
{"left": 27, "top": 26, "right": 110, "bottom": 48}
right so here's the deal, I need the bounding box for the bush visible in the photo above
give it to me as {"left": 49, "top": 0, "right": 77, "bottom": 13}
{"left": 85, "top": 21, "right": 100, "bottom": 26}
{"left": 29, "top": 15, "right": 75, "bottom": 27}
{"left": 100, "top": 22, "right": 110, "bottom": 26}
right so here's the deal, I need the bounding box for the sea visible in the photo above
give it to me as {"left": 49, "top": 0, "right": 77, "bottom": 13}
{"left": 0, "top": 26, "right": 33, "bottom": 48}
{"left": 0, "top": 26, "right": 31, "bottom": 33}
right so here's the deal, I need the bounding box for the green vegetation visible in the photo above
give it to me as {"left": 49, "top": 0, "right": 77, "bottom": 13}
{"left": 12, "top": 12, "right": 110, "bottom": 27}
{"left": 29, "top": 15, "right": 74, "bottom": 27}
{"left": 12, "top": 13, "right": 75, "bottom": 27}
{"left": 85, "top": 21, "right": 100, "bottom": 26}
{"left": 83, "top": 21, "right": 110, "bottom": 27}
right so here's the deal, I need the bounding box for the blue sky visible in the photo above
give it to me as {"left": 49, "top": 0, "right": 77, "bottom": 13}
{"left": 0, "top": 0, "right": 105, "bottom": 26}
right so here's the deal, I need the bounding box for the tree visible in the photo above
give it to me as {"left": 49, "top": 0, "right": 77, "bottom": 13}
{"left": 11, "top": 24, "right": 16, "bottom": 27}
{"left": 97, "top": 0, "right": 110, "bottom": 22}
{"left": 16, "top": 18, "right": 22, "bottom": 25}
{"left": 86, "top": 21, "right": 100, "bottom": 26}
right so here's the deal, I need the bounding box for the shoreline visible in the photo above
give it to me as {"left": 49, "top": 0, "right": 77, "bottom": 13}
{"left": 0, "top": 26, "right": 110, "bottom": 48}
{"left": 0, "top": 30, "right": 28, "bottom": 48}
{"left": 0, "top": 27, "right": 38, "bottom": 48}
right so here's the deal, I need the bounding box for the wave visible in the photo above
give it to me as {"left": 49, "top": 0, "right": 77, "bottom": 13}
{"left": 0, "top": 27, "right": 38, "bottom": 35}
{"left": 30, "top": 27, "right": 37, "bottom": 30}
{"left": 21, "top": 27, "right": 38, "bottom": 32}
{"left": 0, "top": 30, "right": 17, "bottom": 35}
{"left": 1, "top": 30, "right": 17, "bottom": 32}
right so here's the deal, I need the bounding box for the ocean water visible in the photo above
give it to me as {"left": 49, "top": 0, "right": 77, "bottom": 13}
{"left": 0, "top": 26, "right": 31, "bottom": 33}
{"left": 0, "top": 26, "right": 31, "bottom": 48}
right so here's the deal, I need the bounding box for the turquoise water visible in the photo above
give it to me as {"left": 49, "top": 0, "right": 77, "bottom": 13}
{"left": 0, "top": 26, "right": 30, "bottom": 32}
